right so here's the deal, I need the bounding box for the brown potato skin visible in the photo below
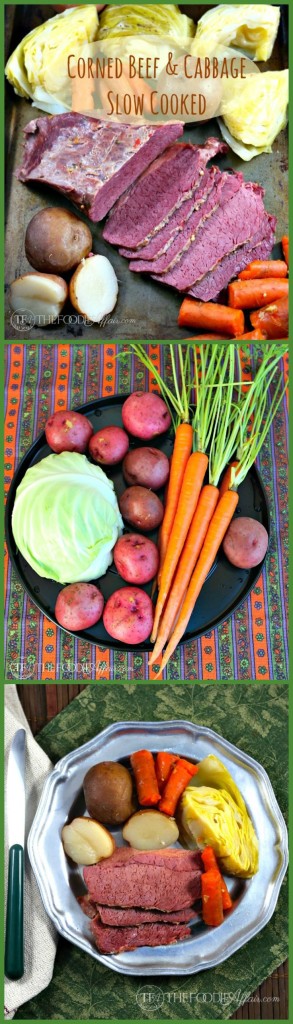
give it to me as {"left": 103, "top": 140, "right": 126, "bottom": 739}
{"left": 123, "top": 447, "right": 169, "bottom": 491}
{"left": 119, "top": 486, "right": 164, "bottom": 532}
{"left": 223, "top": 516, "right": 268, "bottom": 568}
{"left": 83, "top": 761, "right": 135, "bottom": 825}
{"left": 25, "top": 208, "right": 92, "bottom": 274}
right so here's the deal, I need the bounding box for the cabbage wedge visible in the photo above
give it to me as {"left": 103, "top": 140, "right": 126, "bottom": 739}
{"left": 178, "top": 754, "right": 259, "bottom": 878}
{"left": 98, "top": 4, "right": 195, "bottom": 46}
{"left": 219, "top": 69, "right": 288, "bottom": 159}
{"left": 192, "top": 5, "right": 280, "bottom": 61}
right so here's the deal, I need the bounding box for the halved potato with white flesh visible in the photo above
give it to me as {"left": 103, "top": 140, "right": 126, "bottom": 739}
{"left": 69, "top": 254, "right": 118, "bottom": 323}
{"left": 122, "top": 810, "right": 179, "bottom": 850}
{"left": 9, "top": 273, "right": 68, "bottom": 325}
{"left": 61, "top": 816, "right": 115, "bottom": 865}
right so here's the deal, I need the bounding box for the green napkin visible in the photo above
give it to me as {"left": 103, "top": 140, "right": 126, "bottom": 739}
{"left": 16, "top": 684, "right": 288, "bottom": 1021}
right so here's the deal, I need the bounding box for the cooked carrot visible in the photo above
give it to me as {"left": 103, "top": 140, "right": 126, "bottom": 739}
{"left": 228, "top": 278, "right": 288, "bottom": 310}
{"left": 238, "top": 260, "right": 288, "bottom": 280}
{"left": 218, "top": 461, "right": 240, "bottom": 499}
{"left": 158, "top": 762, "right": 192, "bottom": 816}
{"left": 201, "top": 869, "right": 224, "bottom": 927}
{"left": 155, "top": 752, "right": 178, "bottom": 792}
{"left": 250, "top": 296, "right": 288, "bottom": 339}
{"left": 282, "top": 235, "right": 289, "bottom": 267}
{"left": 130, "top": 750, "right": 160, "bottom": 807}
{"left": 201, "top": 848, "right": 233, "bottom": 911}
{"left": 235, "top": 329, "right": 267, "bottom": 340}
{"left": 158, "top": 423, "right": 193, "bottom": 583}
{"left": 178, "top": 758, "right": 199, "bottom": 777}
{"left": 178, "top": 298, "right": 244, "bottom": 338}
{"left": 187, "top": 334, "right": 230, "bottom": 340}
{"left": 149, "top": 485, "right": 218, "bottom": 664}
{"left": 160, "top": 490, "right": 239, "bottom": 672}
{"left": 151, "top": 450, "right": 209, "bottom": 642}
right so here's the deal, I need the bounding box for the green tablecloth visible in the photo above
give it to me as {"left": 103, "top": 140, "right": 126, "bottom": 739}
{"left": 16, "top": 684, "right": 288, "bottom": 1021}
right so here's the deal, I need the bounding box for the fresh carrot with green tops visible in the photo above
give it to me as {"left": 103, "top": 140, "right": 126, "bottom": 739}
{"left": 130, "top": 750, "right": 160, "bottom": 807}
{"left": 238, "top": 259, "right": 288, "bottom": 280}
{"left": 155, "top": 752, "right": 178, "bottom": 792}
{"left": 218, "top": 461, "right": 240, "bottom": 499}
{"left": 178, "top": 297, "right": 244, "bottom": 337}
{"left": 282, "top": 235, "right": 289, "bottom": 267}
{"left": 228, "top": 278, "right": 288, "bottom": 309}
{"left": 158, "top": 422, "right": 193, "bottom": 577}
{"left": 158, "top": 761, "right": 192, "bottom": 816}
{"left": 201, "top": 847, "right": 233, "bottom": 911}
{"left": 201, "top": 870, "right": 224, "bottom": 927}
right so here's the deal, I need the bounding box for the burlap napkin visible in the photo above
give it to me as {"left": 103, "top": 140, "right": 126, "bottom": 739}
{"left": 4, "top": 686, "right": 57, "bottom": 1019}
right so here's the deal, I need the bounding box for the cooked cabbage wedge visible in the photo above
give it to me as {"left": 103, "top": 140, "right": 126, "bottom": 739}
{"left": 192, "top": 5, "right": 280, "bottom": 61}
{"left": 98, "top": 4, "right": 195, "bottom": 46}
{"left": 5, "top": 6, "right": 99, "bottom": 109}
{"left": 12, "top": 451, "right": 123, "bottom": 584}
{"left": 219, "top": 69, "right": 288, "bottom": 159}
{"left": 178, "top": 754, "right": 259, "bottom": 878}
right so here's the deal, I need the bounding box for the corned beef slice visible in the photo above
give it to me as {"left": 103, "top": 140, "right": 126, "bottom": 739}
{"left": 103, "top": 138, "right": 227, "bottom": 247}
{"left": 84, "top": 847, "right": 202, "bottom": 912}
{"left": 98, "top": 905, "right": 195, "bottom": 925}
{"left": 128, "top": 169, "right": 242, "bottom": 275}
{"left": 118, "top": 138, "right": 227, "bottom": 258}
{"left": 189, "top": 213, "right": 276, "bottom": 300}
{"left": 91, "top": 919, "right": 191, "bottom": 954}
{"left": 16, "top": 114, "right": 183, "bottom": 222}
{"left": 153, "top": 181, "right": 267, "bottom": 292}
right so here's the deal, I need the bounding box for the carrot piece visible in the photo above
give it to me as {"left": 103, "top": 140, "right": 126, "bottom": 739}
{"left": 201, "top": 869, "right": 224, "bottom": 927}
{"left": 218, "top": 461, "right": 240, "bottom": 499}
{"left": 235, "top": 330, "right": 267, "bottom": 340}
{"left": 160, "top": 490, "right": 239, "bottom": 672}
{"left": 158, "top": 423, "right": 193, "bottom": 584}
{"left": 149, "top": 484, "right": 218, "bottom": 664}
{"left": 250, "top": 296, "right": 288, "bottom": 339}
{"left": 228, "top": 278, "right": 288, "bottom": 310}
{"left": 282, "top": 235, "right": 289, "bottom": 268}
{"left": 238, "top": 260, "right": 288, "bottom": 280}
{"left": 178, "top": 298, "right": 244, "bottom": 338}
{"left": 177, "top": 758, "right": 199, "bottom": 777}
{"left": 158, "top": 762, "right": 191, "bottom": 816}
{"left": 151, "top": 450, "right": 209, "bottom": 642}
{"left": 130, "top": 750, "right": 160, "bottom": 807}
{"left": 187, "top": 334, "right": 230, "bottom": 340}
{"left": 220, "top": 877, "right": 233, "bottom": 912}
{"left": 201, "top": 848, "right": 233, "bottom": 911}
{"left": 155, "top": 752, "right": 178, "bottom": 792}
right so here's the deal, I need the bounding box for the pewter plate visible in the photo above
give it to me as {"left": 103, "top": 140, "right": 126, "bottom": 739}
{"left": 28, "top": 720, "right": 288, "bottom": 976}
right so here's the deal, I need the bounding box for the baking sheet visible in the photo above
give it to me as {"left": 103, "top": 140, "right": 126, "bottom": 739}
{"left": 4, "top": 4, "right": 288, "bottom": 341}
{"left": 28, "top": 718, "right": 288, "bottom": 976}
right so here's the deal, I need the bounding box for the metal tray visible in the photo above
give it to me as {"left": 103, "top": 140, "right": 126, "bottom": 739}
{"left": 5, "top": 394, "right": 270, "bottom": 653}
{"left": 27, "top": 718, "right": 288, "bottom": 976}
{"left": 4, "top": 5, "right": 288, "bottom": 341}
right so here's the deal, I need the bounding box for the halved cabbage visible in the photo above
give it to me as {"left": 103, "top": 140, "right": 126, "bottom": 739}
{"left": 192, "top": 5, "right": 280, "bottom": 61}
{"left": 12, "top": 451, "right": 123, "bottom": 584}
{"left": 98, "top": 4, "right": 195, "bottom": 46}
{"left": 5, "top": 6, "right": 99, "bottom": 106}
{"left": 177, "top": 754, "right": 259, "bottom": 878}
{"left": 219, "top": 69, "right": 288, "bottom": 158}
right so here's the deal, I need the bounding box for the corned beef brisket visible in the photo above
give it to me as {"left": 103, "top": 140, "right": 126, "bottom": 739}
{"left": 84, "top": 847, "right": 202, "bottom": 912}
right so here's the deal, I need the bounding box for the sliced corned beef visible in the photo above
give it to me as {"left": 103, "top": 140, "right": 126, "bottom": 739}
{"left": 118, "top": 137, "right": 227, "bottom": 258}
{"left": 189, "top": 213, "right": 276, "bottom": 300}
{"left": 103, "top": 137, "right": 227, "bottom": 247}
{"left": 84, "top": 847, "right": 202, "bottom": 912}
{"left": 16, "top": 113, "right": 183, "bottom": 222}
{"left": 96, "top": 905, "right": 197, "bottom": 926}
{"left": 91, "top": 918, "right": 191, "bottom": 954}
{"left": 78, "top": 894, "right": 98, "bottom": 919}
{"left": 128, "top": 167, "right": 231, "bottom": 274}
{"left": 153, "top": 181, "right": 267, "bottom": 292}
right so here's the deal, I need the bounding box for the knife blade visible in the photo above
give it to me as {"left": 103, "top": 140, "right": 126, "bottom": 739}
{"left": 5, "top": 728, "right": 26, "bottom": 980}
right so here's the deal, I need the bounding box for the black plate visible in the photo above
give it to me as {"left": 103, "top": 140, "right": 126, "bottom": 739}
{"left": 5, "top": 396, "right": 270, "bottom": 653}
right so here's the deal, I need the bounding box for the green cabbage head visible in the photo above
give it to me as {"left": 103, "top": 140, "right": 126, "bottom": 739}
{"left": 12, "top": 451, "right": 123, "bottom": 584}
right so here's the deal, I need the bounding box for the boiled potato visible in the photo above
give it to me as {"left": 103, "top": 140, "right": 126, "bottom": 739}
{"left": 61, "top": 817, "right": 115, "bottom": 865}
{"left": 9, "top": 272, "right": 68, "bottom": 325}
{"left": 123, "top": 810, "right": 179, "bottom": 850}
{"left": 69, "top": 254, "right": 118, "bottom": 322}
{"left": 83, "top": 761, "right": 135, "bottom": 825}
{"left": 25, "top": 208, "right": 93, "bottom": 274}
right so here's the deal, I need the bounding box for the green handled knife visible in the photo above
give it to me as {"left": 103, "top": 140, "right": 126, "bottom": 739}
{"left": 5, "top": 728, "right": 26, "bottom": 980}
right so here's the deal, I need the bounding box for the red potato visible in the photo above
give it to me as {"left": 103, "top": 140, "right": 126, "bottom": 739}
{"left": 113, "top": 534, "right": 159, "bottom": 584}
{"left": 55, "top": 583, "right": 104, "bottom": 631}
{"left": 223, "top": 517, "right": 268, "bottom": 569}
{"left": 123, "top": 447, "right": 170, "bottom": 491}
{"left": 119, "top": 486, "right": 164, "bottom": 532}
{"left": 122, "top": 392, "right": 171, "bottom": 440}
{"left": 45, "top": 409, "right": 93, "bottom": 454}
{"left": 103, "top": 587, "right": 154, "bottom": 644}
{"left": 89, "top": 426, "right": 129, "bottom": 465}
